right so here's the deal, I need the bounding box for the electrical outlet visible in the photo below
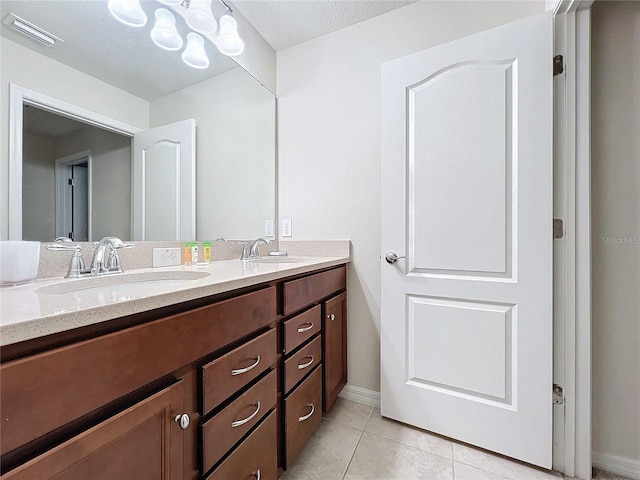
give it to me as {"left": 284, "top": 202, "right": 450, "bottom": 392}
{"left": 282, "top": 219, "right": 292, "bottom": 237}
{"left": 265, "top": 219, "right": 274, "bottom": 237}
{"left": 152, "top": 247, "right": 181, "bottom": 267}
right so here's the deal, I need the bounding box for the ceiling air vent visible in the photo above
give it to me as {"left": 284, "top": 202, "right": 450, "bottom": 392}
{"left": 2, "top": 13, "right": 63, "bottom": 47}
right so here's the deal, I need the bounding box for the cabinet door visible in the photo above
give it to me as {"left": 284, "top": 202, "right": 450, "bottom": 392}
{"left": 2, "top": 382, "right": 185, "bottom": 480}
{"left": 323, "top": 292, "right": 347, "bottom": 412}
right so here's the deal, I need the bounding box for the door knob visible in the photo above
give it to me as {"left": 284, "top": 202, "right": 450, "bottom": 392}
{"left": 174, "top": 413, "right": 190, "bottom": 430}
{"left": 385, "top": 251, "right": 406, "bottom": 264}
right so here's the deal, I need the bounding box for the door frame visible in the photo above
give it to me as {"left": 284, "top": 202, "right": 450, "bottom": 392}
{"left": 550, "top": 1, "right": 593, "bottom": 478}
{"left": 8, "top": 84, "right": 140, "bottom": 240}
{"left": 54, "top": 150, "right": 92, "bottom": 241}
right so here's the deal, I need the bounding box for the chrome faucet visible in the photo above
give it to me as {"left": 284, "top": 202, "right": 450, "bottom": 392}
{"left": 236, "top": 238, "right": 272, "bottom": 260}
{"left": 46, "top": 236, "right": 134, "bottom": 278}
{"left": 250, "top": 238, "right": 271, "bottom": 259}
{"left": 90, "top": 237, "right": 133, "bottom": 275}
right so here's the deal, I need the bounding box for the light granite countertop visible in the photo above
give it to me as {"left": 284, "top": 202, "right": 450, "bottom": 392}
{"left": 0, "top": 255, "right": 349, "bottom": 347}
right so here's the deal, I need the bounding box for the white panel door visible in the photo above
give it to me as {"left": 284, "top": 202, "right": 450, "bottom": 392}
{"left": 132, "top": 119, "right": 196, "bottom": 241}
{"left": 381, "top": 13, "right": 553, "bottom": 468}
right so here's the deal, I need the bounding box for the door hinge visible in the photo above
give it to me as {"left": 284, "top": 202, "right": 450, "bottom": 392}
{"left": 68, "top": 178, "right": 74, "bottom": 186}
{"left": 553, "top": 55, "right": 564, "bottom": 76}
{"left": 553, "top": 219, "right": 564, "bottom": 239}
{"left": 553, "top": 384, "right": 564, "bottom": 405}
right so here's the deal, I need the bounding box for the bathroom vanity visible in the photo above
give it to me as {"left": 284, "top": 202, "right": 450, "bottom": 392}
{"left": 0, "top": 257, "right": 348, "bottom": 479}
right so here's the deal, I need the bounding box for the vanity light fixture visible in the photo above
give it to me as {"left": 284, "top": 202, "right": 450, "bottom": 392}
{"left": 3, "top": 13, "right": 63, "bottom": 47}
{"left": 107, "top": 0, "right": 244, "bottom": 70}
{"left": 182, "top": 32, "right": 210, "bottom": 69}
{"left": 150, "top": 8, "right": 183, "bottom": 51}
{"left": 216, "top": 14, "right": 243, "bottom": 56}
{"left": 107, "top": 0, "right": 148, "bottom": 27}
{"left": 184, "top": 0, "right": 218, "bottom": 35}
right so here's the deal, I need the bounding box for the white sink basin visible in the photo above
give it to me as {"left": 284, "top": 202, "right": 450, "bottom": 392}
{"left": 248, "top": 257, "right": 307, "bottom": 264}
{"left": 35, "top": 271, "right": 210, "bottom": 295}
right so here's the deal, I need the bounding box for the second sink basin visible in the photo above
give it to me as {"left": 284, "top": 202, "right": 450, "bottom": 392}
{"left": 248, "top": 257, "right": 307, "bottom": 264}
{"left": 35, "top": 271, "right": 211, "bottom": 295}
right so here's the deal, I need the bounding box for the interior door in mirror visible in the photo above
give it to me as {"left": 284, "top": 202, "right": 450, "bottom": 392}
{"left": 132, "top": 119, "right": 196, "bottom": 241}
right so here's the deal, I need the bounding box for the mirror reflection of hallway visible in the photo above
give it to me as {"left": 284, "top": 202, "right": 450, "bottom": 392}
{"left": 21, "top": 104, "right": 132, "bottom": 241}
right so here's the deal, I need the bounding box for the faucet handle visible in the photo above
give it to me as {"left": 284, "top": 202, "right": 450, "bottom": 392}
{"left": 46, "top": 244, "right": 87, "bottom": 278}
{"left": 236, "top": 241, "right": 251, "bottom": 260}
{"left": 46, "top": 243, "right": 82, "bottom": 252}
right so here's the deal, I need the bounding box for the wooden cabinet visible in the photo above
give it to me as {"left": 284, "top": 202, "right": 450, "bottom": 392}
{"left": 284, "top": 367, "right": 323, "bottom": 467}
{"left": 0, "top": 263, "right": 347, "bottom": 479}
{"left": 200, "top": 370, "right": 277, "bottom": 473}
{"left": 2, "top": 382, "right": 185, "bottom": 480}
{"left": 205, "top": 411, "right": 278, "bottom": 480}
{"left": 323, "top": 292, "right": 348, "bottom": 411}
{"left": 279, "top": 265, "right": 347, "bottom": 471}
{"left": 201, "top": 328, "right": 277, "bottom": 414}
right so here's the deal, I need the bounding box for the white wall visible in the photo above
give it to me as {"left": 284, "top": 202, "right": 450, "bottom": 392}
{"left": 591, "top": 0, "right": 640, "bottom": 469}
{"left": 0, "top": 38, "right": 149, "bottom": 240}
{"left": 277, "top": 1, "right": 544, "bottom": 393}
{"left": 150, "top": 67, "right": 276, "bottom": 241}
{"left": 22, "top": 131, "right": 57, "bottom": 241}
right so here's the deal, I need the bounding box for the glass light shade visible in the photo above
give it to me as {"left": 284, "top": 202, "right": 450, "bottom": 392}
{"left": 182, "top": 32, "right": 209, "bottom": 69}
{"left": 216, "top": 15, "right": 244, "bottom": 56}
{"left": 150, "top": 8, "right": 183, "bottom": 51}
{"left": 185, "top": 0, "right": 217, "bottom": 35}
{"left": 157, "top": 0, "right": 182, "bottom": 5}
{"left": 108, "top": 0, "right": 147, "bottom": 27}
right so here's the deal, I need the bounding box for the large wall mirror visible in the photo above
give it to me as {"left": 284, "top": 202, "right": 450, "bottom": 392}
{"left": 1, "top": 0, "right": 275, "bottom": 242}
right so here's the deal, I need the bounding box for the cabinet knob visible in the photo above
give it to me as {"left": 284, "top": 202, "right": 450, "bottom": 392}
{"left": 174, "top": 413, "right": 190, "bottom": 430}
{"left": 327, "top": 313, "right": 336, "bottom": 321}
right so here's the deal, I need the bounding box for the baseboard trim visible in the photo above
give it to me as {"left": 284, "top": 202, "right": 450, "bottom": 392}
{"left": 338, "top": 384, "right": 381, "bottom": 408}
{"left": 592, "top": 451, "right": 640, "bottom": 479}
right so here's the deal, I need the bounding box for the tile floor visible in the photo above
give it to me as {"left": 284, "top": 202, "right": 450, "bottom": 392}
{"left": 280, "top": 398, "right": 632, "bottom": 480}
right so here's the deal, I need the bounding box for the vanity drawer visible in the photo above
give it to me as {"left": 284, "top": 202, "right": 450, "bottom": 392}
{"left": 282, "top": 266, "right": 346, "bottom": 315}
{"left": 204, "top": 411, "right": 277, "bottom": 480}
{"left": 0, "top": 286, "right": 276, "bottom": 455}
{"left": 201, "top": 369, "right": 277, "bottom": 473}
{"left": 283, "top": 336, "right": 322, "bottom": 394}
{"left": 284, "top": 365, "right": 322, "bottom": 468}
{"left": 201, "top": 328, "right": 276, "bottom": 414}
{"left": 283, "top": 305, "right": 321, "bottom": 354}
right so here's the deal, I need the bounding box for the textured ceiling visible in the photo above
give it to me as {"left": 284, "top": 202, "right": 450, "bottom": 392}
{"left": 0, "top": 0, "right": 238, "bottom": 101}
{"left": 1, "top": 0, "right": 416, "bottom": 101}
{"left": 233, "top": 0, "right": 417, "bottom": 51}
{"left": 23, "top": 105, "right": 87, "bottom": 137}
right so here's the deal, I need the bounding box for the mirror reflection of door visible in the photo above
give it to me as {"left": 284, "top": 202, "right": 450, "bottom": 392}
{"left": 55, "top": 153, "right": 90, "bottom": 241}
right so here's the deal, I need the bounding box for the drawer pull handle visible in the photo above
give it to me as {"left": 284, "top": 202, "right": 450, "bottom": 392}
{"left": 297, "top": 322, "right": 314, "bottom": 333}
{"left": 327, "top": 313, "right": 336, "bottom": 321}
{"left": 298, "top": 403, "right": 315, "bottom": 422}
{"left": 297, "top": 355, "right": 315, "bottom": 370}
{"left": 254, "top": 469, "right": 261, "bottom": 480}
{"left": 232, "top": 355, "right": 261, "bottom": 376}
{"left": 231, "top": 401, "right": 261, "bottom": 428}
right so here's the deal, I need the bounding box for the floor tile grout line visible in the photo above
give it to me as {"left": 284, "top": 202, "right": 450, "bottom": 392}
{"left": 341, "top": 429, "right": 365, "bottom": 480}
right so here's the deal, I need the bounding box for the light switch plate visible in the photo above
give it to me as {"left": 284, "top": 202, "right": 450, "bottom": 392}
{"left": 265, "top": 219, "right": 274, "bottom": 237}
{"left": 152, "top": 247, "right": 181, "bottom": 267}
{"left": 282, "top": 219, "right": 292, "bottom": 237}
